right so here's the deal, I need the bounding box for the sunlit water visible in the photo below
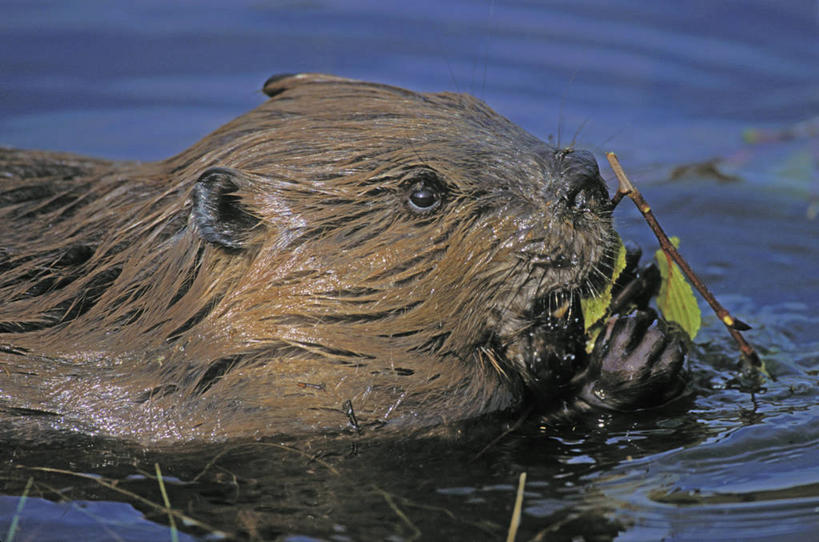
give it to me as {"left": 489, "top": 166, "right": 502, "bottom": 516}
{"left": 1, "top": 1, "right": 818, "bottom": 540}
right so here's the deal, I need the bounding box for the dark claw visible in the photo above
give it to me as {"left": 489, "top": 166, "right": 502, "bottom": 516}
{"left": 623, "top": 241, "right": 642, "bottom": 273}
{"left": 580, "top": 310, "right": 687, "bottom": 411}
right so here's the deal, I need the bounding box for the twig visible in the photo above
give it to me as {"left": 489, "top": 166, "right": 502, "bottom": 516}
{"left": 6, "top": 476, "right": 33, "bottom": 542}
{"left": 606, "top": 152, "right": 762, "bottom": 374}
{"left": 506, "top": 472, "right": 526, "bottom": 542}
{"left": 155, "top": 463, "right": 179, "bottom": 542}
{"left": 372, "top": 486, "right": 422, "bottom": 541}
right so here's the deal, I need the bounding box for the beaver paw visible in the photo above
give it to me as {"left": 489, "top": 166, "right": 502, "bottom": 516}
{"left": 579, "top": 310, "right": 687, "bottom": 411}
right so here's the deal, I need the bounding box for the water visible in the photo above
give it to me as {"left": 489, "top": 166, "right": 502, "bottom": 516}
{"left": 1, "top": 1, "right": 818, "bottom": 540}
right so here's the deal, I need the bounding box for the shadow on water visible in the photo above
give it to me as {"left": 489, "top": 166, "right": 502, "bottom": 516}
{"left": 0, "top": 403, "right": 703, "bottom": 541}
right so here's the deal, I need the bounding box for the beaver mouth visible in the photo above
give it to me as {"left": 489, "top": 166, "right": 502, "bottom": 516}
{"left": 490, "top": 288, "right": 586, "bottom": 393}
{"left": 489, "top": 225, "right": 618, "bottom": 392}
{"left": 526, "top": 252, "right": 576, "bottom": 269}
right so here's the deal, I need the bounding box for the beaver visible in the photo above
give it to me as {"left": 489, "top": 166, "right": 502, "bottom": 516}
{"left": 0, "top": 74, "right": 686, "bottom": 444}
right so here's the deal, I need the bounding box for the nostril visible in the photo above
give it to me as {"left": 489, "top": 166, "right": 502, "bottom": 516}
{"left": 554, "top": 148, "right": 609, "bottom": 212}
{"left": 565, "top": 175, "right": 606, "bottom": 211}
{"left": 566, "top": 183, "right": 586, "bottom": 210}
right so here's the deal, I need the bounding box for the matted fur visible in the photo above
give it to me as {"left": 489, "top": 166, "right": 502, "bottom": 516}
{"left": 0, "top": 75, "right": 616, "bottom": 443}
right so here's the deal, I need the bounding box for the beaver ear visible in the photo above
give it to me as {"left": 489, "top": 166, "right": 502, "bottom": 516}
{"left": 262, "top": 73, "right": 360, "bottom": 97}
{"left": 191, "top": 167, "right": 260, "bottom": 250}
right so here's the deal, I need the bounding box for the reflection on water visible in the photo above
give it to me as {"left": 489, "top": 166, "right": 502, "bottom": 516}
{"left": 1, "top": 0, "right": 818, "bottom": 540}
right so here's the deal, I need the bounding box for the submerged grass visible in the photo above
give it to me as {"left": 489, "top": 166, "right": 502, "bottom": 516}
{"left": 5, "top": 476, "right": 33, "bottom": 542}
{"left": 373, "top": 485, "right": 421, "bottom": 541}
{"left": 21, "top": 465, "right": 225, "bottom": 538}
{"left": 155, "top": 463, "right": 178, "bottom": 542}
{"left": 506, "top": 472, "right": 526, "bottom": 542}
{"left": 2, "top": 439, "right": 345, "bottom": 540}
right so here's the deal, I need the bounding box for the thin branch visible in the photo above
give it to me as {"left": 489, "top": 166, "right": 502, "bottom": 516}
{"left": 155, "top": 463, "right": 178, "bottom": 542}
{"left": 606, "top": 152, "right": 762, "bottom": 375}
{"left": 372, "top": 485, "right": 422, "bottom": 541}
{"left": 506, "top": 472, "right": 527, "bottom": 542}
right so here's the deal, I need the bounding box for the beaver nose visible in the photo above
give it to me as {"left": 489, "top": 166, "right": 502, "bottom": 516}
{"left": 559, "top": 150, "right": 609, "bottom": 212}
{"left": 565, "top": 173, "right": 607, "bottom": 211}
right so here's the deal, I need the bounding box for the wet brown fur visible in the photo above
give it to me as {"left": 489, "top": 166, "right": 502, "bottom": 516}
{"left": 0, "top": 74, "right": 617, "bottom": 444}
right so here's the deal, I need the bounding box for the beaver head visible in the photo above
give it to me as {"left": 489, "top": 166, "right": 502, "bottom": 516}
{"left": 0, "top": 74, "right": 617, "bottom": 441}
{"left": 177, "top": 74, "right": 617, "bottom": 431}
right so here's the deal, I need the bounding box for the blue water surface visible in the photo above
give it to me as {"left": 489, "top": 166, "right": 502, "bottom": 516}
{"left": 1, "top": 1, "right": 818, "bottom": 540}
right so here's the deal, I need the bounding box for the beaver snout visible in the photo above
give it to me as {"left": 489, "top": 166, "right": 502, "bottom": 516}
{"left": 556, "top": 149, "right": 610, "bottom": 213}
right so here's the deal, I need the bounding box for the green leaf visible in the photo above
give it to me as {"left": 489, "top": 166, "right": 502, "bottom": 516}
{"left": 655, "top": 238, "right": 701, "bottom": 340}
{"left": 581, "top": 235, "right": 627, "bottom": 332}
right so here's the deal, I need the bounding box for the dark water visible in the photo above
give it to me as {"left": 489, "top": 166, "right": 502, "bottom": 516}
{"left": 1, "top": 1, "right": 818, "bottom": 540}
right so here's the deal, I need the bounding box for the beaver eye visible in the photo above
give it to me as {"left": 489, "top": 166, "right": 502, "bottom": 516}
{"left": 405, "top": 173, "right": 445, "bottom": 213}
{"left": 409, "top": 186, "right": 439, "bottom": 210}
